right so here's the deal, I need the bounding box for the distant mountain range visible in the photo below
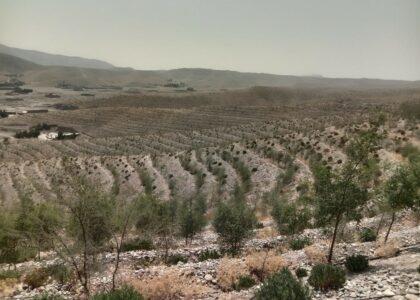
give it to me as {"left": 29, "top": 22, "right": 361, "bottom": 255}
{"left": 0, "top": 43, "right": 114, "bottom": 70}
{"left": 0, "top": 44, "right": 419, "bottom": 90}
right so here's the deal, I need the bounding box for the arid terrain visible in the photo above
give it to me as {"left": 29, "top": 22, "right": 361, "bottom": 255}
{"left": 0, "top": 47, "right": 419, "bottom": 300}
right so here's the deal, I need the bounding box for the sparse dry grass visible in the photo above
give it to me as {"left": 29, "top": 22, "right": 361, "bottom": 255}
{"left": 131, "top": 269, "right": 211, "bottom": 299}
{"left": 0, "top": 278, "right": 19, "bottom": 298}
{"left": 216, "top": 257, "right": 248, "bottom": 291}
{"left": 255, "top": 226, "right": 277, "bottom": 239}
{"left": 304, "top": 244, "right": 327, "bottom": 264}
{"left": 244, "top": 250, "right": 287, "bottom": 280}
{"left": 374, "top": 240, "right": 400, "bottom": 258}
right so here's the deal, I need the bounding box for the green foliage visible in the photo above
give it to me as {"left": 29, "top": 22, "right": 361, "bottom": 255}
{"left": 139, "top": 169, "right": 154, "bottom": 195}
{"left": 295, "top": 267, "right": 308, "bottom": 278}
{"left": 400, "top": 100, "right": 420, "bottom": 120}
{"left": 308, "top": 264, "right": 346, "bottom": 291}
{"left": 24, "top": 268, "right": 49, "bottom": 289}
{"left": 360, "top": 227, "right": 377, "bottom": 242}
{"left": 385, "top": 166, "right": 417, "bottom": 210}
{"left": 0, "top": 213, "right": 21, "bottom": 265}
{"left": 289, "top": 237, "right": 312, "bottom": 250}
{"left": 0, "top": 269, "right": 21, "bottom": 280}
{"left": 311, "top": 129, "right": 381, "bottom": 262}
{"left": 271, "top": 201, "right": 311, "bottom": 235}
{"left": 233, "top": 275, "right": 256, "bottom": 291}
{"left": 166, "top": 253, "right": 188, "bottom": 265}
{"left": 213, "top": 196, "right": 256, "bottom": 255}
{"left": 255, "top": 268, "right": 311, "bottom": 300}
{"left": 66, "top": 181, "right": 116, "bottom": 250}
{"left": 91, "top": 285, "right": 144, "bottom": 300}
{"left": 233, "top": 159, "right": 252, "bottom": 192}
{"left": 121, "top": 238, "right": 154, "bottom": 252}
{"left": 198, "top": 249, "right": 221, "bottom": 261}
{"left": 135, "top": 195, "right": 178, "bottom": 258}
{"left": 177, "top": 196, "right": 207, "bottom": 243}
{"left": 281, "top": 163, "right": 297, "bottom": 186}
{"left": 44, "top": 263, "right": 72, "bottom": 284}
{"left": 34, "top": 293, "right": 65, "bottom": 300}
{"left": 345, "top": 254, "right": 369, "bottom": 273}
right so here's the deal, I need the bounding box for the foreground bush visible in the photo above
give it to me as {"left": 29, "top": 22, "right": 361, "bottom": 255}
{"left": 289, "top": 237, "right": 312, "bottom": 250}
{"left": 198, "top": 249, "right": 221, "bottom": 261}
{"left": 359, "top": 227, "right": 377, "bottom": 242}
{"left": 233, "top": 275, "right": 256, "bottom": 291}
{"left": 0, "top": 269, "right": 21, "bottom": 280}
{"left": 308, "top": 264, "right": 346, "bottom": 291}
{"left": 345, "top": 254, "right": 369, "bottom": 273}
{"left": 245, "top": 250, "right": 286, "bottom": 280}
{"left": 213, "top": 199, "right": 256, "bottom": 255}
{"left": 295, "top": 267, "right": 308, "bottom": 278}
{"left": 24, "top": 268, "right": 49, "bottom": 289}
{"left": 34, "top": 293, "right": 65, "bottom": 300}
{"left": 91, "top": 285, "right": 144, "bottom": 300}
{"left": 255, "top": 268, "right": 311, "bottom": 300}
{"left": 45, "top": 264, "right": 72, "bottom": 284}
{"left": 216, "top": 257, "right": 248, "bottom": 291}
{"left": 121, "top": 238, "right": 154, "bottom": 252}
{"left": 166, "top": 254, "right": 188, "bottom": 265}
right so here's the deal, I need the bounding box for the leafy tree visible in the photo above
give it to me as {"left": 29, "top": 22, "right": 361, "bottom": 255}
{"left": 383, "top": 166, "right": 417, "bottom": 243}
{"left": 255, "top": 268, "right": 311, "bottom": 300}
{"left": 51, "top": 177, "right": 116, "bottom": 297}
{"left": 0, "top": 211, "right": 21, "bottom": 267}
{"left": 271, "top": 200, "right": 311, "bottom": 235}
{"left": 312, "top": 130, "right": 381, "bottom": 263}
{"left": 212, "top": 192, "right": 256, "bottom": 255}
{"left": 110, "top": 197, "right": 139, "bottom": 291}
{"left": 177, "top": 195, "right": 207, "bottom": 244}
{"left": 135, "top": 194, "right": 178, "bottom": 261}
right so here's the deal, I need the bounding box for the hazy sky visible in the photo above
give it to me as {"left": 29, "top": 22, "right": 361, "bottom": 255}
{"left": 1, "top": 0, "right": 419, "bottom": 80}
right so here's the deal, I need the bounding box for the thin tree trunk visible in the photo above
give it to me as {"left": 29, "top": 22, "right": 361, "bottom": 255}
{"left": 328, "top": 213, "right": 341, "bottom": 263}
{"left": 376, "top": 213, "right": 384, "bottom": 236}
{"left": 112, "top": 238, "right": 122, "bottom": 291}
{"left": 384, "top": 212, "right": 395, "bottom": 244}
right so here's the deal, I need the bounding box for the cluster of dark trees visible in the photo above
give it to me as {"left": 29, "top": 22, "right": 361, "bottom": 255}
{"left": 14, "top": 123, "right": 78, "bottom": 140}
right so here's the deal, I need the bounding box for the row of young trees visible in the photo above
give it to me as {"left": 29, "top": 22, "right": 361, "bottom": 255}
{"left": 0, "top": 177, "right": 210, "bottom": 297}
{"left": 1, "top": 118, "right": 419, "bottom": 297}
{"left": 268, "top": 119, "right": 419, "bottom": 263}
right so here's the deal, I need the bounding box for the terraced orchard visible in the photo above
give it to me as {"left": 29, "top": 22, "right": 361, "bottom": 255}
{"left": 0, "top": 94, "right": 419, "bottom": 300}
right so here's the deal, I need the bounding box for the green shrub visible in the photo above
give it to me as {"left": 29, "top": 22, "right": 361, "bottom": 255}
{"left": 198, "top": 249, "right": 221, "bottom": 261}
{"left": 271, "top": 201, "right": 311, "bottom": 235}
{"left": 359, "top": 228, "right": 377, "bottom": 242}
{"left": 233, "top": 275, "right": 256, "bottom": 291}
{"left": 295, "top": 267, "right": 308, "bottom": 278}
{"left": 91, "top": 285, "right": 144, "bottom": 300}
{"left": 45, "top": 263, "right": 72, "bottom": 284}
{"left": 256, "top": 222, "right": 264, "bottom": 229}
{"left": 213, "top": 199, "right": 256, "bottom": 255}
{"left": 121, "top": 238, "right": 154, "bottom": 252}
{"left": 34, "top": 293, "right": 65, "bottom": 300}
{"left": 345, "top": 255, "right": 369, "bottom": 273}
{"left": 0, "top": 269, "right": 21, "bottom": 280}
{"left": 255, "top": 268, "right": 310, "bottom": 300}
{"left": 289, "top": 237, "right": 312, "bottom": 250}
{"left": 308, "top": 264, "right": 346, "bottom": 291}
{"left": 24, "top": 268, "right": 49, "bottom": 289}
{"left": 166, "top": 254, "right": 188, "bottom": 265}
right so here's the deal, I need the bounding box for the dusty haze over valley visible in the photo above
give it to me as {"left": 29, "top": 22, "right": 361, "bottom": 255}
{"left": 0, "top": 1, "right": 419, "bottom": 300}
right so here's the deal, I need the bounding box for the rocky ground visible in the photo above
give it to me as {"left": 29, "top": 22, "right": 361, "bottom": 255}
{"left": 2, "top": 212, "right": 419, "bottom": 300}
